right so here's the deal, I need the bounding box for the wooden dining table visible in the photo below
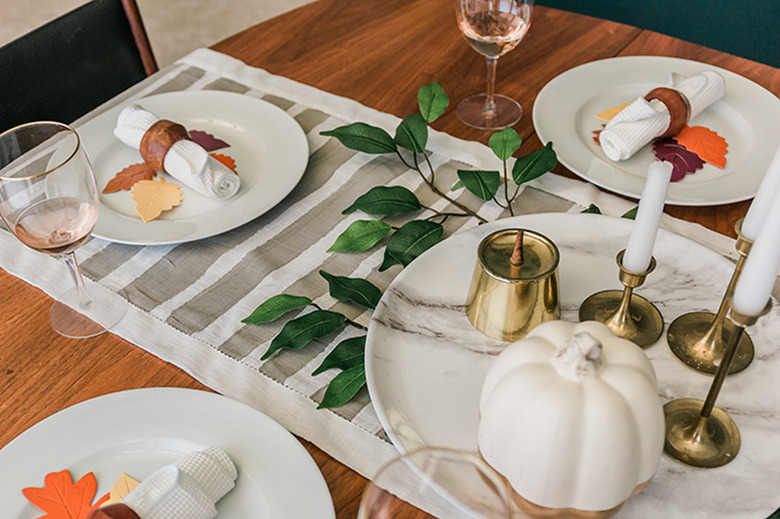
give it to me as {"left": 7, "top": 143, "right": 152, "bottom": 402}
{"left": 2, "top": 0, "right": 779, "bottom": 517}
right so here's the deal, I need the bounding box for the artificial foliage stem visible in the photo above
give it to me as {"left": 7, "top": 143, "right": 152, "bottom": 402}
{"left": 63, "top": 252, "right": 94, "bottom": 310}
{"left": 398, "top": 150, "right": 488, "bottom": 223}
{"left": 503, "top": 160, "right": 515, "bottom": 216}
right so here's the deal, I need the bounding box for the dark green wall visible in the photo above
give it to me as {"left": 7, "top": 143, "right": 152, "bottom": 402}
{"left": 536, "top": 1, "right": 779, "bottom": 67}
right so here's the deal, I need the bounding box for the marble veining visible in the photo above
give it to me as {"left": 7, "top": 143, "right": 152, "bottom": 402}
{"left": 365, "top": 213, "right": 780, "bottom": 518}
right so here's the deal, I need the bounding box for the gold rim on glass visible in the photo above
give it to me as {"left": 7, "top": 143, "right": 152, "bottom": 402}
{"left": 0, "top": 121, "right": 81, "bottom": 181}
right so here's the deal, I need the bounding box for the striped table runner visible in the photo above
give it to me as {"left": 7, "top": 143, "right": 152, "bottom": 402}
{"left": 0, "top": 49, "right": 739, "bottom": 479}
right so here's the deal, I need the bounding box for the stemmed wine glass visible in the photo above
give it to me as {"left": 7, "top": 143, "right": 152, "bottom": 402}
{"left": 455, "top": 0, "right": 533, "bottom": 129}
{"left": 0, "top": 122, "right": 127, "bottom": 338}
{"left": 357, "top": 447, "right": 514, "bottom": 518}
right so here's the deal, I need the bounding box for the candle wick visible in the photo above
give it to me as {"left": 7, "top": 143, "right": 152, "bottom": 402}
{"left": 510, "top": 230, "right": 524, "bottom": 267}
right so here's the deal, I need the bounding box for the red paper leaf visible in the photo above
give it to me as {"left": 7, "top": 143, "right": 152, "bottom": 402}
{"left": 189, "top": 130, "right": 230, "bottom": 152}
{"left": 210, "top": 153, "right": 238, "bottom": 174}
{"left": 23, "top": 470, "right": 109, "bottom": 519}
{"left": 674, "top": 125, "right": 728, "bottom": 168}
{"left": 653, "top": 138, "right": 705, "bottom": 181}
{"left": 103, "top": 163, "right": 156, "bottom": 193}
{"left": 592, "top": 123, "right": 606, "bottom": 145}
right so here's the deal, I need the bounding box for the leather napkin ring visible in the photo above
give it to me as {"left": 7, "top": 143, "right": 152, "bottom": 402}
{"left": 139, "top": 119, "right": 190, "bottom": 173}
{"left": 644, "top": 87, "right": 691, "bottom": 138}
{"left": 85, "top": 503, "right": 141, "bottom": 519}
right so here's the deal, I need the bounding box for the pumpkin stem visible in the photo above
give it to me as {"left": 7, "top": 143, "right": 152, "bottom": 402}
{"left": 552, "top": 332, "right": 604, "bottom": 380}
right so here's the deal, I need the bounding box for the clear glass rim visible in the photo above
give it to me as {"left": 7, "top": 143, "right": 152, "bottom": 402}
{"left": 0, "top": 121, "right": 81, "bottom": 181}
{"left": 358, "top": 446, "right": 513, "bottom": 517}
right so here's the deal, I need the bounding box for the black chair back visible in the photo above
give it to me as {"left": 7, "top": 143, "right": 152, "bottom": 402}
{"left": 0, "top": 0, "right": 157, "bottom": 132}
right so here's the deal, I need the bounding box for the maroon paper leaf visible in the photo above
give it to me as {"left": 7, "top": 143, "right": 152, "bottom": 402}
{"left": 188, "top": 130, "right": 230, "bottom": 151}
{"left": 652, "top": 138, "right": 705, "bottom": 182}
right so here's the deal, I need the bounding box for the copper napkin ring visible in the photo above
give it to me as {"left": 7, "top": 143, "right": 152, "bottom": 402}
{"left": 644, "top": 87, "right": 691, "bottom": 138}
{"left": 139, "top": 120, "right": 190, "bottom": 172}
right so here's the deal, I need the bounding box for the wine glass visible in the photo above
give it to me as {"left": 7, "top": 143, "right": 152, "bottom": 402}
{"left": 0, "top": 121, "right": 127, "bottom": 338}
{"left": 358, "top": 447, "right": 514, "bottom": 518}
{"left": 455, "top": 0, "right": 533, "bottom": 130}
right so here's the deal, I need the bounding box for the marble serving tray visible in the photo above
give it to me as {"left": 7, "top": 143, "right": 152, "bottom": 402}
{"left": 365, "top": 212, "right": 780, "bottom": 518}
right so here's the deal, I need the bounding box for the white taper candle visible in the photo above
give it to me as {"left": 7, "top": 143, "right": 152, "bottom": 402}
{"left": 732, "top": 189, "right": 780, "bottom": 316}
{"left": 740, "top": 145, "right": 780, "bottom": 241}
{"left": 622, "top": 161, "right": 673, "bottom": 274}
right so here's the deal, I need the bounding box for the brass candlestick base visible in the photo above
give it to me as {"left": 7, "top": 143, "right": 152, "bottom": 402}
{"left": 667, "top": 220, "right": 754, "bottom": 374}
{"left": 663, "top": 397, "right": 741, "bottom": 468}
{"left": 579, "top": 250, "right": 663, "bottom": 348}
{"left": 664, "top": 307, "right": 766, "bottom": 468}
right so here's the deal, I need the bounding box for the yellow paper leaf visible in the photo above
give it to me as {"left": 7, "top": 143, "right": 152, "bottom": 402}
{"left": 130, "top": 177, "right": 183, "bottom": 223}
{"left": 103, "top": 473, "right": 140, "bottom": 505}
{"left": 595, "top": 103, "right": 630, "bottom": 121}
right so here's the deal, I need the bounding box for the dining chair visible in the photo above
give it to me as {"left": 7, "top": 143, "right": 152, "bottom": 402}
{"left": 536, "top": 0, "right": 780, "bottom": 68}
{"left": 0, "top": 0, "right": 158, "bottom": 132}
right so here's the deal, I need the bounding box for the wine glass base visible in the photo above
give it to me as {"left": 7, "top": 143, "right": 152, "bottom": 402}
{"left": 50, "top": 284, "right": 128, "bottom": 339}
{"left": 457, "top": 94, "right": 523, "bottom": 130}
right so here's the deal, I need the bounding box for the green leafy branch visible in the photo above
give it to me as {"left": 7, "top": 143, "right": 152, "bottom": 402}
{"left": 243, "top": 81, "right": 560, "bottom": 408}
{"left": 242, "top": 271, "right": 380, "bottom": 408}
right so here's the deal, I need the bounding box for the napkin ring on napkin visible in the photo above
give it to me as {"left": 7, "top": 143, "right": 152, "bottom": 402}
{"left": 139, "top": 120, "right": 190, "bottom": 173}
{"left": 644, "top": 87, "right": 691, "bottom": 138}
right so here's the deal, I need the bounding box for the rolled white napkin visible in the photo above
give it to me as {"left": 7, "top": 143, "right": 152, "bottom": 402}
{"left": 599, "top": 71, "right": 725, "bottom": 161}
{"left": 114, "top": 105, "right": 241, "bottom": 200}
{"left": 121, "top": 447, "right": 238, "bottom": 519}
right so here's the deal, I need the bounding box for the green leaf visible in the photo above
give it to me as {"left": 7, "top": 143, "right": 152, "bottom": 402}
{"left": 456, "top": 170, "right": 501, "bottom": 201}
{"left": 581, "top": 203, "right": 602, "bottom": 214}
{"left": 343, "top": 186, "right": 421, "bottom": 216}
{"left": 312, "top": 336, "right": 366, "bottom": 375}
{"left": 489, "top": 127, "right": 523, "bottom": 161}
{"left": 328, "top": 220, "right": 392, "bottom": 252}
{"left": 320, "top": 270, "right": 382, "bottom": 309}
{"left": 321, "top": 123, "right": 397, "bottom": 154}
{"left": 451, "top": 179, "right": 464, "bottom": 191}
{"left": 379, "top": 220, "right": 443, "bottom": 271}
{"left": 318, "top": 364, "right": 366, "bottom": 409}
{"left": 394, "top": 114, "right": 428, "bottom": 153}
{"left": 418, "top": 81, "right": 449, "bottom": 123}
{"left": 622, "top": 206, "right": 638, "bottom": 220}
{"left": 262, "top": 310, "right": 346, "bottom": 360}
{"left": 512, "top": 142, "right": 558, "bottom": 185}
{"left": 242, "top": 294, "right": 312, "bottom": 324}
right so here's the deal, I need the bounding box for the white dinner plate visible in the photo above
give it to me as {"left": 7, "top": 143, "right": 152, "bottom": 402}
{"left": 533, "top": 56, "right": 780, "bottom": 206}
{"left": 365, "top": 213, "right": 780, "bottom": 517}
{"left": 0, "top": 388, "right": 335, "bottom": 518}
{"left": 78, "top": 91, "right": 309, "bottom": 245}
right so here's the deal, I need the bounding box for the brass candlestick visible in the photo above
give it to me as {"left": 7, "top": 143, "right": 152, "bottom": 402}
{"left": 579, "top": 250, "right": 664, "bottom": 348}
{"left": 667, "top": 220, "right": 755, "bottom": 375}
{"left": 663, "top": 306, "right": 766, "bottom": 468}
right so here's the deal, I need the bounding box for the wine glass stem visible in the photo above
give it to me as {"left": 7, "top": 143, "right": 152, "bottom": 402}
{"left": 485, "top": 56, "right": 498, "bottom": 113}
{"left": 63, "top": 252, "right": 94, "bottom": 311}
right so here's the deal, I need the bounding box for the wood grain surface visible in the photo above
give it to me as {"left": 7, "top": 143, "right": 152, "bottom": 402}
{"left": 3, "top": 0, "right": 779, "bottom": 517}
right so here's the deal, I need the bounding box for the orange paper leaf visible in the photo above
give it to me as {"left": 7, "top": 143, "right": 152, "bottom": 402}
{"left": 23, "top": 470, "right": 109, "bottom": 519}
{"left": 210, "top": 153, "right": 237, "bottom": 174}
{"left": 102, "top": 163, "right": 157, "bottom": 193}
{"left": 674, "top": 125, "right": 728, "bottom": 168}
{"left": 130, "top": 177, "right": 183, "bottom": 223}
{"left": 595, "top": 103, "right": 630, "bottom": 122}
{"left": 103, "top": 473, "right": 139, "bottom": 506}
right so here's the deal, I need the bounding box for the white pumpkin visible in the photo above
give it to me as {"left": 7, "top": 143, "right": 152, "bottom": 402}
{"left": 478, "top": 320, "right": 664, "bottom": 517}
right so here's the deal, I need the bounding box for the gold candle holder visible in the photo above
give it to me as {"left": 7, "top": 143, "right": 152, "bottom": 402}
{"left": 466, "top": 229, "right": 560, "bottom": 342}
{"left": 663, "top": 305, "right": 766, "bottom": 468}
{"left": 578, "top": 250, "right": 663, "bottom": 348}
{"left": 666, "top": 219, "right": 755, "bottom": 375}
